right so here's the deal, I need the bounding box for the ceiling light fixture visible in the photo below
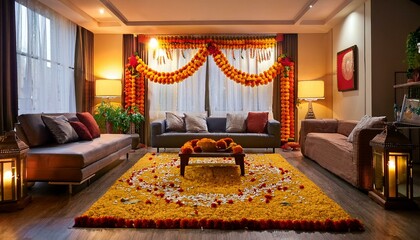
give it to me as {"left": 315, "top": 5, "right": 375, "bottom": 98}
{"left": 99, "top": 8, "right": 105, "bottom": 14}
{"left": 309, "top": 5, "right": 313, "bottom": 8}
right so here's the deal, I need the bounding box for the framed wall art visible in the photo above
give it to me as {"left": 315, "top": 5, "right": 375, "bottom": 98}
{"left": 337, "top": 45, "right": 358, "bottom": 91}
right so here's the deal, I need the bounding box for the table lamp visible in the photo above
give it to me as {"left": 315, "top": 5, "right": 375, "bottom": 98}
{"left": 95, "top": 79, "right": 121, "bottom": 99}
{"left": 298, "top": 80, "right": 325, "bottom": 119}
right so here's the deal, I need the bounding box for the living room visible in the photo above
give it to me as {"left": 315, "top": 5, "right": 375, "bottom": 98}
{"left": 1, "top": 0, "right": 420, "bottom": 239}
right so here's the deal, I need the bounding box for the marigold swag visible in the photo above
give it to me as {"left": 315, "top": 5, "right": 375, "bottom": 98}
{"left": 74, "top": 153, "right": 363, "bottom": 232}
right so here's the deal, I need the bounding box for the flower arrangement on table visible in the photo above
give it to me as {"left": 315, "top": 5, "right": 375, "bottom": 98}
{"left": 180, "top": 137, "right": 243, "bottom": 154}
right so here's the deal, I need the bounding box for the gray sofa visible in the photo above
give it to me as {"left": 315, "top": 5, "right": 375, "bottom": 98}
{"left": 151, "top": 116, "right": 281, "bottom": 152}
{"left": 15, "top": 113, "right": 132, "bottom": 193}
{"left": 299, "top": 119, "right": 384, "bottom": 191}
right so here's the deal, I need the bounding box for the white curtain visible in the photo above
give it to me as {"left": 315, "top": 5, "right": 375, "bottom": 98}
{"left": 208, "top": 48, "right": 274, "bottom": 117}
{"left": 147, "top": 46, "right": 275, "bottom": 120}
{"left": 148, "top": 49, "right": 207, "bottom": 121}
{"left": 15, "top": 0, "right": 77, "bottom": 114}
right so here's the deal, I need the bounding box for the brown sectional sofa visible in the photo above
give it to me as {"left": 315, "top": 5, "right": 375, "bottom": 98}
{"left": 299, "top": 119, "right": 384, "bottom": 191}
{"left": 15, "top": 113, "right": 132, "bottom": 192}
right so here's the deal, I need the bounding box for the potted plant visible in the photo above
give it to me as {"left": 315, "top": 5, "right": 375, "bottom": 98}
{"left": 94, "top": 101, "right": 144, "bottom": 134}
{"left": 406, "top": 27, "right": 420, "bottom": 81}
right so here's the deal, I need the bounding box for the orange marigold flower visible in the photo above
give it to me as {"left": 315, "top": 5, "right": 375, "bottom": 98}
{"left": 216, "top": 139, "right": 227, "bottom": 149}
{"left": 232, "top": 145, "right": 243, "bottom": 154}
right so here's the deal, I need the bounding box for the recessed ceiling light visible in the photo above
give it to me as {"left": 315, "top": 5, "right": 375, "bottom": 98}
{"left": 309, "top": 5, "right": 313, "bottom": 8}
{"left": 99, "top": 8, "right": 105, "bottom": 14}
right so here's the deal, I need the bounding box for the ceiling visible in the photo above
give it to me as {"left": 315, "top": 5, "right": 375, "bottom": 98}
{"left": 38, "top": 0, "right": 367, "bottom": 34}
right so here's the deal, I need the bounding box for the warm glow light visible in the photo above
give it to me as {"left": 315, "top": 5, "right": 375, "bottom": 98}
{"left": 149, "top": 38, "right": 159, "bottom": 49}
{"left": 96, "top": 79, "right": 121, "bottom": 97}
{"left": 99, "top": 8, "right": 105, "bottom": 14}
{"left": 298, "top": 80, "right": 325, "bottom": 100}
{"left": 388, "top": 156, "right": 396, "bottom": 197}
{"left": 4, "top": 170, "right": 12, "bottom": 180}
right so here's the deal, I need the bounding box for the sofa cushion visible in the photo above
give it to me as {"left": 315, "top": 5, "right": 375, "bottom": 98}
{"left": 347, "top": 115, "right": 386, "bottom": 142}
{"left": 70, "top": 121, "right": 93, "bottom": 141}
{"left": 226, "top": 113, "right": 246, "bottom": 133}
{"left": 77, "top": 112, "right": 101, "bottom": 138}
{"left": 41, "top": 115, "right": 79, "bottom": 144}
{"left": 165, "top": 112, "right": 185, "bottom": 132}
{"left": 246, "top": 112, "right": 269, "bottom": 133}
{"left": 185, "top": 113, "right": 208, "bottom": 133}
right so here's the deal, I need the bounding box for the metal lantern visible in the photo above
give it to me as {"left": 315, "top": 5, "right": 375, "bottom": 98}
{"left": 0, "top": 131, "right": 31, "bottom": 211}
{"left": 369, "top": 124, "right": 415, "bottom": 209}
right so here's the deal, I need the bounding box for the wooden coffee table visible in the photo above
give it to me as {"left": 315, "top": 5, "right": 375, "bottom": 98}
{"left": 178, "top": 152, "right": 245, "bottom": 176}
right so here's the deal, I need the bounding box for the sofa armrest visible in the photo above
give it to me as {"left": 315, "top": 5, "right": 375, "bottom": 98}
{"left": 150, "top": 119, "right": 166, "bottom": 147}
{"left": 353, "top": 127, "right": 384, "bottom": 191}
{"left": 299, "top": 119, "right": 338, "bottom": 153}
{"left": 267, "top": 119, "right": 280, "bottom": 136}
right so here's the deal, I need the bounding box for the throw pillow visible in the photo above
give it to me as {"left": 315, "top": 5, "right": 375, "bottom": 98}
{"left": 184, "top": 113, "right": 208, "bottom": 133}
{"left": 165, "top": 112, "right": 186, "bottom": 132}
{"left": 41, "top": 115, "right": 79, "bottom": 144}
{"left": 69, "top": 121, "right": 93, "bottom": 141}
{"left": 226, "top": 113, "right": 246, "bottom": 133}
{"left": 246, "top": 112, "right": 269, "bottom": 133}
{"left": 347, "top": 115, "right": 386, "bottom": 142}
{"left": 76, "top": 112, "right": 101, "bottom": 138}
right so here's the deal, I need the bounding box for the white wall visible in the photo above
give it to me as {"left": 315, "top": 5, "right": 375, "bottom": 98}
{"left": 332, "top": 3, "right": 369, "bottom": 120}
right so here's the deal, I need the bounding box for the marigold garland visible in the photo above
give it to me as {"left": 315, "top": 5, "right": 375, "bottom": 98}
{"left": 124, "top": 43, "right": 296, "bottom": 142}
{"left": 74, "top": 153, "right": 364, "bottom": 232}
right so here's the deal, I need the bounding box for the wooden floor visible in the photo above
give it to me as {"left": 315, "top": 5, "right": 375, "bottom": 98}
{"left": 1, "top": 148, "right": 420, "bottom": 240}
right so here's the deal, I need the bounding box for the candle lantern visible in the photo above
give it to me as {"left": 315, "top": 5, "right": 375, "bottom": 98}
{"left": 0, "top": 131, "right": 31, "bottom": 211}
{"left": 369, "top": 124, "right": 415, "bottom": 209}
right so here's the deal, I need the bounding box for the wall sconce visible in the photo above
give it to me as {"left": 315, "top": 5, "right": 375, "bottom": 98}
{"left": 369, "top": 124, "right": 415, "bottom": 209}
{"left": 298, "top": 80, "right": 325, "bottom": 119}
{"left": 95, "top": 79, "right": 122, "bottom": 99}
{"left": 0, "top": 131, "right": 31, "bottom": 212}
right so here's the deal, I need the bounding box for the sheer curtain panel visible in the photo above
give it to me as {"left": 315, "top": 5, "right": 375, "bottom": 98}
{"left": 147, "top": 49, "right": 207, "bottom": 121}
{"left": 208, "top": 48, "right": 274, "bottom": 117}
{"left": 15, "top": 0, "right": 76, "bottom": 114}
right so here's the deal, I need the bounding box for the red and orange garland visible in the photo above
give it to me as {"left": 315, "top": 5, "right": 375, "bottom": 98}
{"left": 124, "top": 43, "right": 295, "bottom": 142}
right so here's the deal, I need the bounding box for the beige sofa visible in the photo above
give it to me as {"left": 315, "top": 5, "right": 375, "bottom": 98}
{"left": 299, "top": 119, "right": 385, "bottom": 191}
{"left": 15, "top": 113, "right": 132, "bottom": 192}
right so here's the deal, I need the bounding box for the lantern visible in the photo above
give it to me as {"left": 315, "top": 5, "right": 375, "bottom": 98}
{"left": 369, "top": 124, "right": 415, "bottom": 209}
{"left": 0, "top": 131, "right": 31, "bottom": 211}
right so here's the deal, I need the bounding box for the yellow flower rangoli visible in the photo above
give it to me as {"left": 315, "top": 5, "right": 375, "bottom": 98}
{"left": 75, "top": 153, "right": 363, "bottom": 231}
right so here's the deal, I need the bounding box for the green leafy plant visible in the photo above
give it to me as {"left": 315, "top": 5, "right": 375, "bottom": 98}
{"left": 406, "top": 27, "right": 420, "bottom": 78}
{"left": 94, "top": 101, "right": 144, "bottom": 134}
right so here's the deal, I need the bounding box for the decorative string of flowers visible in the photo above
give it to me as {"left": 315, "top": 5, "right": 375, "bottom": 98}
{"left": 124, "top": 43, "right": 296, "bottom": 141}
{"left": 280, "top": 60, "right": 295, "bottom": 142}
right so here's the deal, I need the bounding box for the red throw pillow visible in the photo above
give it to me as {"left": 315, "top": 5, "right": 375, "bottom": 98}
{"left": 246, "top": 112, "right": 269, "bottom": 133}
{"left": 76, "top": 112, "right": 101, "bottom": 138}
{"left": 69, "top": 121, "right": 93, "bottom": 141}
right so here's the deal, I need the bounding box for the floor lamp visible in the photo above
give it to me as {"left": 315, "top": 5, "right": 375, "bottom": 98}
{"left": 298, "top": 80, "right": 325, "bottom": 119}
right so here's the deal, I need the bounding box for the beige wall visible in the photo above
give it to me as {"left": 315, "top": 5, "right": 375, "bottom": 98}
{"left": 93, "top": 34, "right": 123, "bottom": 106}
{"left": 297, "top": 33, "right": 333, "bottom": 131}
{"left": 332, "top": 3, "right": 368, "bottom": 120}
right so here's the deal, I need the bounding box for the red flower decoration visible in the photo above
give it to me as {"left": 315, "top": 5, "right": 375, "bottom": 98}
{"left": 129, "top": 55, "right": 137, "bottom": 67}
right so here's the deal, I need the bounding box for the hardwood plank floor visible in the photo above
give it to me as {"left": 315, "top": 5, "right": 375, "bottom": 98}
{"left": 1, "top": 148, "right": 419, "bottom": 240}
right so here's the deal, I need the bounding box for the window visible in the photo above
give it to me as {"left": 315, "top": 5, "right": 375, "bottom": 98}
{"left": 15, "top": 0, "right": 76, "bottom": 114}
{"left": 148, "top": 47, "right": 274, "bottom": 120}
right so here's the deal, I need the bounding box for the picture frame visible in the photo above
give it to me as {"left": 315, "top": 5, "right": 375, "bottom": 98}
{"left": 400, "top": 95, "right": 420, "bottom": 125}
{"left": 337, "top": 45, "right": 358, "bottom": 91}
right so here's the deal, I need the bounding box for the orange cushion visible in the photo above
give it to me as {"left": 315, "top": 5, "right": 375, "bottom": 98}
{"left": 76, "top": 112, "right": 101, "bottom": 138}
{"left": 246, "top": 112, "right": 269, "bottom": 133}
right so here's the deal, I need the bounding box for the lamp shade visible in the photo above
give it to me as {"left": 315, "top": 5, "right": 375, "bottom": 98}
{"left": 96, "top": 79, "right": 121, "bottom": 97}
{"left": 298, "top": 80, "right": 325, "bottom": 100}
